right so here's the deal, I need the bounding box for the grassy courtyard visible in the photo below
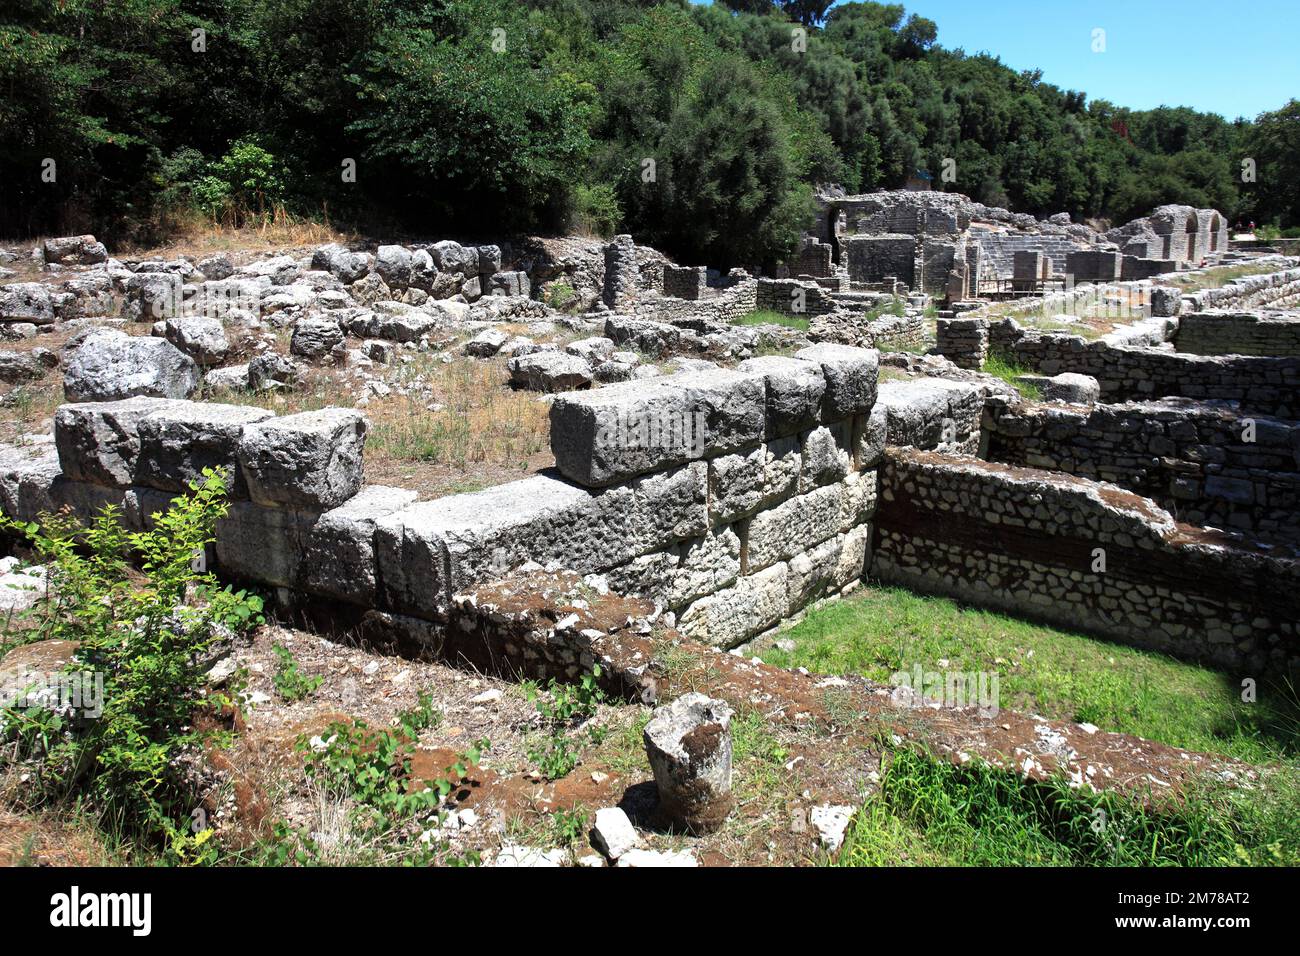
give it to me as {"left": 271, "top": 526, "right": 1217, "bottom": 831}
{"left": 762, "top": 584, "right": 1300, "bottom": 866}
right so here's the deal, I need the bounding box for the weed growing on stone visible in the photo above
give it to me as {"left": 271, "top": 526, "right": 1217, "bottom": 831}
{"left": 982, "top": 354, "right": 1041, "bottom": 399}
{"left": 523, "top": 666, "right": 608, "bottom": 781}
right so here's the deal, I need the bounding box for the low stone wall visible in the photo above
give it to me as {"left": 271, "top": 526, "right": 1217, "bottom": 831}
{"left": 754, "top": 278, "right": 839, "bottom": 317}
{"left": 2, "top": 346, "right": 903, "bottom": 651}
{"left": 870, "top": 449, "right": 1300, "bottom": 670}
{"left": 983, "top": 396, "right": 1300, "bottom": 539}
{"left": 1186, "top": 264, "right": 1300, "bottom": 311}
{"left": 1175, "top": 310, "right": 1300, "bottom": 356}
{"left": 935, "top": 316, "right": 988, "bottom": 369}
{"left": 875, "top": 377, "right": 985, "bottom": 455}
{"left": 1000, "top": 327, "right": 1300, "bottom": 418}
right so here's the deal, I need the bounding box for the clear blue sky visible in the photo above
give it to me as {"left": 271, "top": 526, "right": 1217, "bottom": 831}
{"left": 888, "top": 0, "right": 1297, "bottom": 119}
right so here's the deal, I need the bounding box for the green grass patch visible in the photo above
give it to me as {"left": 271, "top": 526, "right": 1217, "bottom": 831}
{"left": 761, "top": 585, "right": 1298, "bottom": 764}
{"left": 733, "top": 309, "right": 809, "bottom": 332}
{"left": 836, "top": 749, "right": 1298, "bottom": 867}
{"left": 982, "top": 354, "right": 1041, "bottom": 399}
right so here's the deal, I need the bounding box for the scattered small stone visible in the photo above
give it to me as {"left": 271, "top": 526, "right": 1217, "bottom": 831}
{"left": 590, "top": 807, "right": 641, "bottom": 861}
{"left": 809, "top": 805, "right": 854, "bottom": 853}
{"left": 493, "top": 844, "right": 567, "bottom": 868}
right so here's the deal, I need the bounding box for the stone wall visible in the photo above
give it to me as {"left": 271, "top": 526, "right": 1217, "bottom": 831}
{"left": 1185, "top": 263, "right": 1300, "bottom": 311}
{"left": 870, "top": 449, "right": 1300, "bottom": 670}
{"left": 997, "top": 324, "right": 1300, "bottom": 418}
{"left": 843, "top": 235, "right": 914, "bottom": 287}
{"left": 935, "top": 317, "right": 989, "bottom": 369}
{"left": 754, "top": 278, "right": 839, "bottom": 317}
{"left": 1175, "top": 310, "right": 1300, "bottom": 356}
{"left": 983, "top": 396, "right": 1300, "bottom": 539}
{"left": 2, "top": 346, "right": 901, "bottom": 652}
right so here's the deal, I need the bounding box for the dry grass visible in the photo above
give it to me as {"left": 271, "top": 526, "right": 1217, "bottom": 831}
{"left": 120, "top": 207, "right": 355, "bottom": 262}
{"left": 209, "top": 353, "right": 553, "bottom": 499}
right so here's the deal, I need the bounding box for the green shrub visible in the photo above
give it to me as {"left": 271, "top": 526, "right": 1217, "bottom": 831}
{"left": 544, "top": 282, "right": 579, "bottom": 312}
{"left": 0, "top": 468, "right": 264, "bottom": 863}
{"left": 283, "top": 694, "right": 488, "bottom": 865}
{"left": 271, "top": 643, "right": 322, "bottom": 702}
{"left": 523, "top": 666, "right": 607, "bottom": 781}
{"left": 568, "top": 183, "right": 622, "bottom": 237}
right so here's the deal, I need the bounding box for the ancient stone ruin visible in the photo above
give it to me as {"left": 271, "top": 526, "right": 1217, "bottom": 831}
{"left": 2, "top": 187, "right": 1298, "bottom": 866}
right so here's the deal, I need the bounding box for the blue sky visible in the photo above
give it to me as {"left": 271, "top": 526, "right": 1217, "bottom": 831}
{"left": 887, "top": 0, "right": 1297, "bottom": 119}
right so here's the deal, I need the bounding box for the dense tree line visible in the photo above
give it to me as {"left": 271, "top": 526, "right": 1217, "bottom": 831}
{"left": 2, "top": 0, "right": 1295, "bottom": 265}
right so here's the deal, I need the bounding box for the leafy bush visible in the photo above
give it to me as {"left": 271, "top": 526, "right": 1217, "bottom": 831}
{"left": 0, "top": 469, "right": 264, "bottom": 863}
{"left": 567, "top": 182, "right": 622, "bottom": 237}
{"left": 543, "top": 282, "right": 579, "bottom": 312}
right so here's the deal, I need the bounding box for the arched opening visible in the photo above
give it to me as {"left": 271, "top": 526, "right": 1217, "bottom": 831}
{"left": 1185, "top": 216, "right": 1198, "bottom": 260}
{"left": 1210, "top": 214, "right": 1221, "bottom": 252}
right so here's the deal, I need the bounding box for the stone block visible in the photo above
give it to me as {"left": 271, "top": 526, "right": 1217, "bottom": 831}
{"left": 375, "top": 464, "right": 707, "bottom": 616}
{"left": 793, "top": 344, "right": 879, "bottom": 421}
{"left": 550, "top": 369, "right": 765, "bottom": 487}
{"left": 746, "top": 483, "right": 844, "bottom": 571}
{"left": 734, "top": 356, "right": 826, "bottom": 438}
{"left": 300, "top": 485, "right": 419, "bottom": 605}
{"left": 677, "top": 563, "right": 790, "bottom": 648}
{"left": 54, "top": 397, "right": 188, "bottom": 487}
{"left": 238, "top": 408, "right": 367, "bottom": 509}
{"left": 604, "top": 526, "right": 741, "bottom": 610}
{"left": 135, "top": 401, "right": 273, "bottom": 496}
{"left": 853, "top": 402, "right": 887, "bottom": 469}
{"left": 799, "top": 421, "right": 851, "bottom": 492}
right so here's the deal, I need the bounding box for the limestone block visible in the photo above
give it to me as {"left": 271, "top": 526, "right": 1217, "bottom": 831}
{"left": 799, "top": 421, "right": 851, "bottom": 492}
{"left": 839, "top": 469, "right": 879, "bottom": 531}
{"left": 215, "top": 500, "right": 313, "bottom": 587}
{"left": 854, "top": 402, "right": 888, "bottom": 469}
{"left": 135, "top": 401, "right": 273, "bottom": 496}
{"left": 163, "top": 316, "right": 229, "bottom": 367}
{"left": 746, "top": 483, "right": 844, "bottom": 571}
{"left": 707, "top": 435, "right": 801, "bottom": 524}
{"left": 375, "top": 464, "right": 707, "bottom": 615}
{"left": 63, "top": 329, "right": 199, "bottom": 403}
{"left": 787, "top": 526, "right": 870, "bottom": 609}
{"left": 794, "top": 343, "right": 879, "bottom": 421}
{"left": 604, "top": 526, "right": 741, "bottom": 610}
{"left": 54, "top": 397, "right": 188, "bottom": 487}
{"left": 735, "top": 355, "right": 826, "bottom": 438}
{"left": 300, "top": 485, "right": 419, "bottom": 604}
{"left": 238, "top": 408, "right": 367, "bottom": 509}
{"left": 550, "top": 369, "right": 765, "bottom": 487}
{"left": 375, "top": 245, "right": 413, "bottom": 289}
{"left": 1149, "top": 285, "right": 1182, "bottom": 318}
{"left": 677, "top": 563, "right": 790, "bottom": 648}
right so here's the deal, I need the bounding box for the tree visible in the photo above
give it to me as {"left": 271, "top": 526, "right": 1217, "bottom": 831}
{"left": 640, "top": 57, "right": 811, "bottom": 269}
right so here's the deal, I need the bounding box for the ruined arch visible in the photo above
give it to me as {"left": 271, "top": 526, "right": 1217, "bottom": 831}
{"left": 1210, "top": 214, "right": 1221, "bottom": 252}
{"left": 1185, "top": 215, "right": 1198, "bottom": 261}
